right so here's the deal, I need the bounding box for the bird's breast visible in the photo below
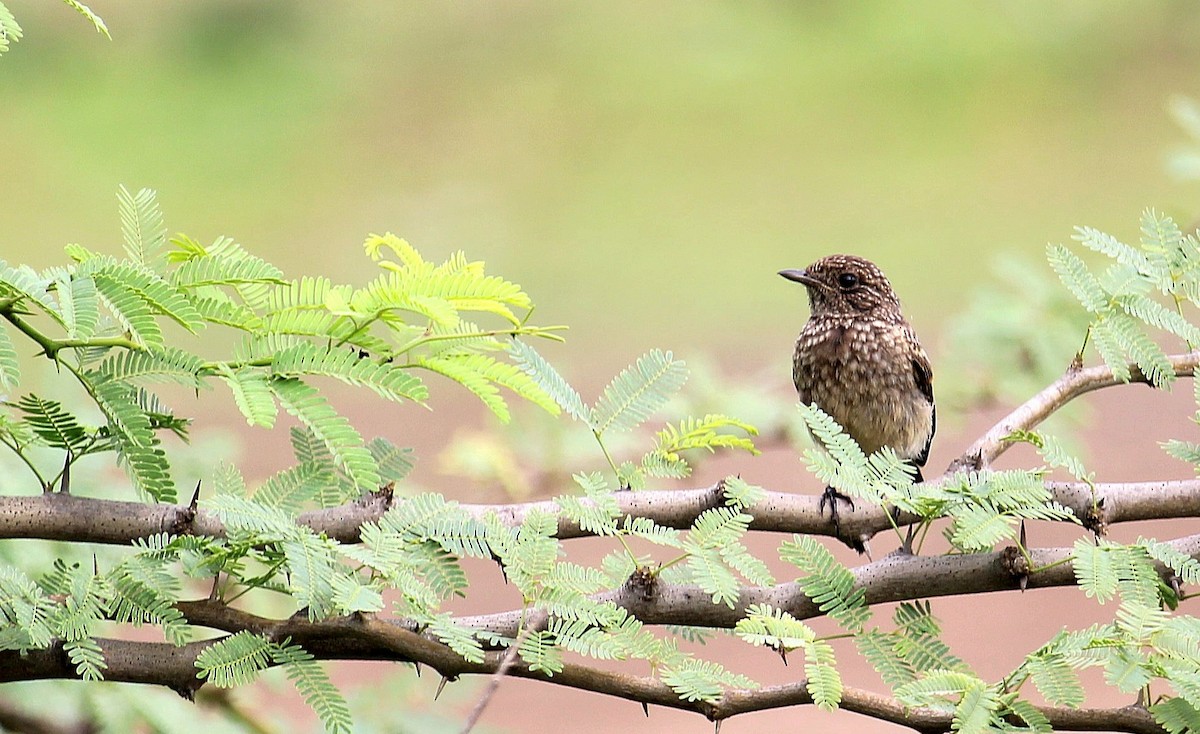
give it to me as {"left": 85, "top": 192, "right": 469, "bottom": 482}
{"left": 793, "top": 317, "right": 932, "bottom": 458}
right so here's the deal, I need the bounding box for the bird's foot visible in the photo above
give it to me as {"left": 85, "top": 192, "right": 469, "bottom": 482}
{"left": 819, "top": 486, "right": 866, "bottom": 553}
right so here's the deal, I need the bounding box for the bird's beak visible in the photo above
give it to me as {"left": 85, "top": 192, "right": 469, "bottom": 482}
{"left": 779, "top": 269, "right": 824, "bottom": 289}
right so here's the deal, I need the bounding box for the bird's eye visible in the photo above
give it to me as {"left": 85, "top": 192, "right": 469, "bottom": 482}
{"left": 837, "top": 272, "right": 859, "bottom": 289}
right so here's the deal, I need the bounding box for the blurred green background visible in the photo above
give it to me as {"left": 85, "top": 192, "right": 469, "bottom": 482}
{"left": 5, "top": 1, "right": 1200, "bottom": 371}
{"left": 6, "top": 4, "right": 1200, "bottom": 732}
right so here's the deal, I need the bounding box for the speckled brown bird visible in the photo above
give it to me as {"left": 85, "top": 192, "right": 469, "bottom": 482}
{"left": 780, "top": 255, "right": 935, "bottom": 538}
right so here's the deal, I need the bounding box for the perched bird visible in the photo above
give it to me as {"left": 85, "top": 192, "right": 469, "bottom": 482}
{"left": 780, "top": 255, "right": 935, "bottom": 544}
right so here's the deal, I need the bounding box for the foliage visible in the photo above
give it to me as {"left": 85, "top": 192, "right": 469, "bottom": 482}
{"left": 0, "top": 181, "right": 1198, "bottom": 734}
{"left": 0, "top": 0, "right": 107, "bottom": 56}
{"left": 1049, "top": 210, "right": 1200, "bottom": 386}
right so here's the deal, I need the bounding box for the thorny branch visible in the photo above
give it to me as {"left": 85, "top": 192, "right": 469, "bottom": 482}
{"left": 0, "top": 355, "right": 1198, "bottom": 732}
{"left": 1, "top": 532, "right": 1197, "bottom": 732}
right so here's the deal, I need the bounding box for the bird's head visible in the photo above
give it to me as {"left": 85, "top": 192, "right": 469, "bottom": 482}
{"left": 779, "top": 254, "right": 902, "bottom": 319}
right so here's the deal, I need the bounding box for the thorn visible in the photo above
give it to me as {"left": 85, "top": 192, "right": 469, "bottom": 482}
{"left": 641, "top": 701, "right": 649, "bottom": 717}
{"left": 714, "top": 721, "right": 721, "bottom": 733}
{"left": 901, "top": 523, "right": 916, "bottom": 555}
{"left": 435, "top": 675, "right": 453, "bottom": 700}
{"left": 208, "top": 574, "right": 220, "bottom": 601}
{"left": 413, "top": 661, "right": 422, "bottom": 678}
{"left": 861, "top": 538, "right": 872, "bottom": 562}
{"left": 778, "top": 646, "right": 788, "bottom": 666}
{"left": 92, "top": 554, "right": 99, "bottom": 575}
{"left": 60, "top": 450, "right": 72, "bottom": 494}
{"left": 1019, "top": 519, "right": 1027, "bottom": 548}
{"left": 1018, "top": 574, "right": 1029, "bottom": 592}
{"left": 189, "top": 480, "right": 202, "bottom": 511}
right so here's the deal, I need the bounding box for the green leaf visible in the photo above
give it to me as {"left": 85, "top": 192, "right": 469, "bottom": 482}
{"left": 254, "top": 462, "right": 331, "bottom": 514}
{"left": 331, "top": 573, "right": 384, "bottom": 615}
{"left": 424, "top": 613, "right": 485, "bottom": 664}
{"left": 14, "top": 394, "right": 89, "bottom": 451}
{"left": 368, "top": 436, "right": 415, "bottom": 483}
{"left": 108, "top": 553, "right": 189, "bottom": 646}
{"left": 217, "top": 365, "right": 278, "bottom": 428}
{"left": 688, "top": 506, "right": 751, "bottom": 550}
{"left": 92, "top": 378, "right": 175, "bottom": 502}
{"left": 720, "top": 474, "right": 768, "bottom": 510}
{"left": 98, "top": 346, "right": 204, "bottom": 389}
{"left": 804, "top": 638, "right": 842, "bottom": 711}
{"left": 1115, "top": 293, "right": 1200, "bottom": 345}
{"left": 891, "top": 602, "right": 966, "bottom": 674}
{"left": 1047, "top": 243, "right": 1108, "bottom": 314}
{"left": 271, "top": 642, "right": 353, "bottom": 734}
{"left": 895, "top": 669, "right": 980, "bottom": 707}
{"left": 270, "top": 377, "right": 379, "bottom": 492}
{"left": 195, "top": 631, "right": 272, "bottom": 687}
{"left": 283, "top": 531, "right": 340, "bottom": 620}
{"left": 417, "top": 353, "right": 557, "bottom": 422}
{"left": 1024, "top": 654, "right": 1084, "bottom": 707}
{"left": 205, "top": 494, "right": 298, "bottom": 538}
{"left": 856, "top": 629, "right": 917, "bottom": 688}
{"left": 1089, "top": 318, "right": 1131, "bottom": 383}
{"left": 91, "top": 272, "right": 163, "bottom": 349}
{"left": 101, "top": 260, "right": 204, "bottom": 332}
{"left": 519, "top": 630, "right": 564, "bottom": 675}
{"left": 117, "top": 186, "right": 166, "bottom": 268}
{"left": 169, "top": 246, "right": 285, "bottom": 292}
{"left": 660, "top": 657, "right": 758, "bottom": 704}
{"left": 42, "top": 559, "right": 106, "bottom": 643}
{"left": 735, "top": 603, "right": 815, "bottom": 651}
{"left": 271, "top": 343, "right": 428, "bottom": 403}
{"left": 61, "top": 0, "right": 110, "bottom": 39}
{"left": 55, "top": 274, "right": 99, "bottom": 340}
{"left": 1108, "top": 311, "right": 1172, "bottom": 387}
{"left": 779, "top": 535, "right": 869, "bottom": 632}
{"left": 590, "top": 349, "right": 688, "bottom": 434}
{"left": 64, "top": 638, "right": 107, "bottom": 681}
{"left": 555, "top": 472, "right": 620, "bottom": 537}
{"left": 509, "top": 340, "right": 591, "bottom": 422}
{"left": 653, "top": 414, "right": 759, "bottom": 456}
{"left": 687, "top": 550, "right": 740, "bottom": 608}
{"left": 1152, "top": 696, "right": 1200, "bottom": 734}
{"left": 952, "top": 683, "right": 1001, "bottom": 734}
{"left": 1139, "top": 536, "right": 1200, "bottom": 585}
{"left": 0, "top": 4, "right": 24, "bottom": 54}
{"left": 0, "top": 262, "right": 62, "bottom": 325}
{"left": 1073, "top": 225, "right": 1154, "bottom": 275}
{"left": 0, "top": 565, "right": 55, "bottom": 650}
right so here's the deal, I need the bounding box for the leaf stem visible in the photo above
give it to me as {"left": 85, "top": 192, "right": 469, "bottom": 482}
{"left": 0, "top": 434, "right": 49, "bottom": 489}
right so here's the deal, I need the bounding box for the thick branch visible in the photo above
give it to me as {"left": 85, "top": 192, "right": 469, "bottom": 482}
{"left": 951, "top": 352, "right": 1200, "bottom": 472}
{"left": 1, "top": 477, "right": 1197, "bottom": 551}
{"left": 450, "top": 533, "right": 1200, "bottom": 637}
{"left": 0, "top": 608, "right": 1165, "bottom": 734}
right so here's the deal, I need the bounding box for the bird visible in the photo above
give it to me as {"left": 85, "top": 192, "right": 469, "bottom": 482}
{"left": 780, "top": 254, "right": 935, "bottom": 549}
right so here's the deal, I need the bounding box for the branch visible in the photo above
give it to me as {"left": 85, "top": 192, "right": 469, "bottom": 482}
{"left": 2, "top": 477, "right": 1197, "bottom": 551}
{"left": 951, "top": 352, "right": 1200, "bottom": 472}
{"left": 450, "top": 533, "right": 1200, "bottom": 638}
{"left": 0, "top": 602, "right": 1168, "bottom": 734}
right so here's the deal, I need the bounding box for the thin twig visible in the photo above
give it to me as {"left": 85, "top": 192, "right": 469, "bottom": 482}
{"left": 458, "top": 609, "right": 548, "bottom": 734}
{"left": 950, "top": 352, "right": 1200, "bottom": 473}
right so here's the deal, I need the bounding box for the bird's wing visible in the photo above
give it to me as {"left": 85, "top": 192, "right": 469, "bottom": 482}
{"left": 911, "top": 343, "right": 935, "bottom": 468}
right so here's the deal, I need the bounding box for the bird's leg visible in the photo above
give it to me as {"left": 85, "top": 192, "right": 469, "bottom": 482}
{"left": 819, "top": 486, "right": 866, "bottom": 553}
